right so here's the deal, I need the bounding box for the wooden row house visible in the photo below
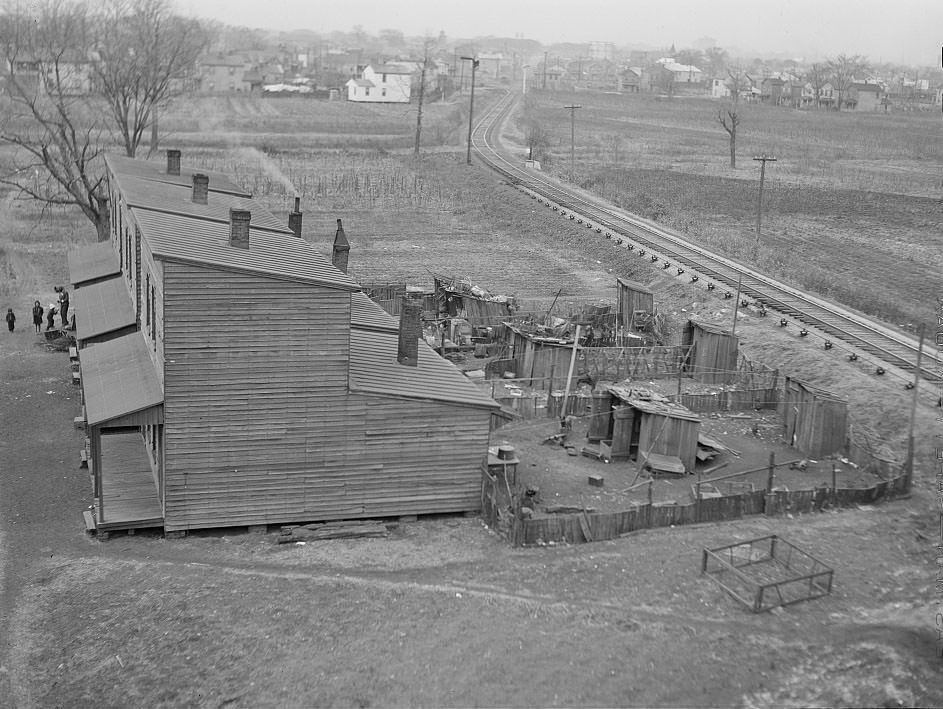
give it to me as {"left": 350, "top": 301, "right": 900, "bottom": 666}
{"left": 69, "top": 150, "right": 497, "bottom": 535}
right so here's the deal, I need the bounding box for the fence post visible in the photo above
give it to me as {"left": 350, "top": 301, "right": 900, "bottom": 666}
{"left": 695, "top": 474, "right": 701, "bottom": 523}
{"left": 831, "top": 463, "right": 837, "bottom": 506}
{"left": 764, "top": 451, "right": 775, "bottom": 516}
{"left": 647, "top": 480, "right": 653, "bottom": 528}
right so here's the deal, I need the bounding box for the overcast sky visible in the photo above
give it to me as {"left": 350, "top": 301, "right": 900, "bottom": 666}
{"left": 181, "top": 0, "right": 941, "bottom": 66}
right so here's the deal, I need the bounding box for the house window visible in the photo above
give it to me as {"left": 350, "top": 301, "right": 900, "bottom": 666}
{"left": 382, "top": 88, "right": 386, "bottom": 97}
{"left": 382, "top": 73, "right": 387, "bottom": 83}
{"left": 365, "top": 87, "right": 370, "bottom": 96}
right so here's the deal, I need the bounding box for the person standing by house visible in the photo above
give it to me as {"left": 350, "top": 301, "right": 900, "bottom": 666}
{"left": 5, "top": 308, "right": 15, "bottom": 333}
{"left": 31, "top": 300, "right": 43, "bottom": 333}
{"left": 58, "top": 288, "right": 70, "bottom": 327}
{"left": 45, "top": 303, "right": 57, "bottom": 331}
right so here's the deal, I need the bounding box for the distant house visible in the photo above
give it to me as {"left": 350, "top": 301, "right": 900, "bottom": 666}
{"left": 658, "top": 60, "right": 703, "bottom": 84}
{"left": 345, "top": 64, "right": 411, "bottom": 102}
{"left": 199, "top": 54, "right": 252, "bottom": 93}
{"left": 760, "top": 76, "right": 786, "bottom": 104}
{"left": 711, "top": 78, "right": 731, "bottom": 99}
{"left": 848, "top": 81, "right": 882, "bottom": 111}
{"left": 622, "top": 67, "right": 642, "bottom": 93}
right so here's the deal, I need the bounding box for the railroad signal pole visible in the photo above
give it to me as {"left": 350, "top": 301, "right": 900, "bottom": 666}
{"left": 565, "top": 104, "right": 582, "bottom": 177}
{"left": 752, "top": 155, "right": 776, "bottom": 260}
{"left": 461, "top": 56, "right": 479, "bottom": 166}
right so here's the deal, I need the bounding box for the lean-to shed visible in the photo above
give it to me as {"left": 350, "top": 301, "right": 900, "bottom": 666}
{"left": 681, "top": 320, "right": 739, "bottom": 384}
{"left": 782, "top": 377, "right": 848, "bottom": 458}
{"left": 616, "top": 278, "right": 654, "bottom": 334}
{"left": 70, "top": 150, "right": 498, "bottom": 535}
{"left": 605, "top": 385, "right": 701, "bottom": 472}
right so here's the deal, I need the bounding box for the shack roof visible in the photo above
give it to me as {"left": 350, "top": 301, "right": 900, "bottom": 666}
{"left": 606, "top": 384, "right": 701, "bottom": 422}
{"left": 105, "top": 154, "right": 250, "bottom": 197}
{"left": 785, "top": 376, "right": 848, "bottom": 403}
{"left": 73, "top": 276, "right": 137, "bottom": 342}
{"left": 616, "top": 277, "right": 654, "bottom": 294}
{"left": 68, "top": 242, "right": 120, "bottom": 287}
{"left": 349, "top": 328, "right": 498, "bottom": 409}
{"left": 686, "top": 319, "right": 736, "bottom": 337}
{"left": 80, "top": 331, "right": 163, "bottom": 426}
{"left": 350, "top": 292, "right": 399, "bottom": 333}
{"left": 116, "top": 174, "right": 292, "bottom": 235}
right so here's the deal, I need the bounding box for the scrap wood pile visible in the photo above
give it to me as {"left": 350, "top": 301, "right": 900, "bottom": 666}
{"left": 43, "top": 329, "right": 75, "bottom": 352}
{"left": 277, "top": 520, "right": 392, "bottom": 543}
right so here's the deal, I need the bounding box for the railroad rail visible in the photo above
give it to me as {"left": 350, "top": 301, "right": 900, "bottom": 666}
{"left": 470, "top": 90, "right": 943, "bottom": 385}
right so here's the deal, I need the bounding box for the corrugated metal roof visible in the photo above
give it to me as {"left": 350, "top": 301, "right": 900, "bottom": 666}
{"left": 349, "top": 328, "right": 498, "bottom": 409}
{"left": 350, "top": 292, "right": 398, "bottom": 332}
{"left": 80, "top": 331, "right": 163, "bottom": 426}
{"left": 106, "top": 154, "right": 250, "bottom": 197}
{"left": 133, "top": 210, "right": 360, "bottom": 291}
{"left": 68, "top": 242, "right": 120, "bottom": 286}
{"left": 73, "top": 276, "right": 137, "bottom": 342}
{"left": 118, "top": 174, "right": 292, "bottom": 235}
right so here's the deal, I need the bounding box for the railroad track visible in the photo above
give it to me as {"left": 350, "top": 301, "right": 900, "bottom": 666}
{"left": 470, "top": 90, "right": 943, "bottom": 386}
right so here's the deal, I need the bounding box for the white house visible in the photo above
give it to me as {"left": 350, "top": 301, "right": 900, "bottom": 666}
{"left": 345, "top": 64, "right": 412, "bottom": 103}
{"left": 711, "top": 78, "right": 731, "bottom": 99}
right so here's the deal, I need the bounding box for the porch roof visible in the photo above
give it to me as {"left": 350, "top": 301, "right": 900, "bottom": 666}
{"left": 81, "top": 331, "right": 163, "bottom": 426}
{"left": 68, "top": 242, "right": 121, "bottom": 287}
{"left": 73, "top": 276, "right": 137, "bottom": 343}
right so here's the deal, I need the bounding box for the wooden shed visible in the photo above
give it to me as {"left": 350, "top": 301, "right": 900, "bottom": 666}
{"left": 681, "top": 320, "right": 739, "bottom": 384}
{"left": 70, "top": 152, "right": 498, "bottom": 536}
{"left": 616, "top": 278, "right": 654, "bottom": 334}
{"left": 605, "top": 385, "right": 701, "bottom": 472}
{"left": 782, "top": 377, "right": 848, "bottom": 458}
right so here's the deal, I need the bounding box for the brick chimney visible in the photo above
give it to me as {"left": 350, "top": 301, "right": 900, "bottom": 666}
{"left": 332, "top": 218, "right": 350, "bottom": 274}
{"left": 397, "top": 296, "right": 421, "bottom": 367}
{"left": 229, "top": 209, "right": 250, "bottom": 249}
{"left": 192, "top": 173, "right": 209, "bottom": 204}
{"left": 288, "top": 196, "right": 302, "bottom": 237}
{"left": 166, "top": 149, "right": 181, "bottom": 176}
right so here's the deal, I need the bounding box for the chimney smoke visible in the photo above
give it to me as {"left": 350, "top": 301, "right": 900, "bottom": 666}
{"left": 166, "top": 149, "right": 181, "bottom": 176}
{"left": 192, "top": 173, "right": 209, "bottom": 204}
{"left": 397, "top": 296, "right": 421, "bottom": 367}
{"left": 229, "top": 209, "right": 250, "bottom": 249}
{"left": 332, "top": 218, "right": 350, "bottom": 274}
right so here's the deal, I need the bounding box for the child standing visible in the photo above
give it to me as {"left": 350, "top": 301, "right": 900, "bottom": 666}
{"left": 32, "top": 300, "right": 43, "bottom": 333}
{"left": 5, "top": 308, "right": 15, "bottom": 332}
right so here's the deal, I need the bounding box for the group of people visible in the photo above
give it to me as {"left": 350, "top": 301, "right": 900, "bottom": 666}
{"left": 4, "top": 287, "right": 70, "bottom": 334}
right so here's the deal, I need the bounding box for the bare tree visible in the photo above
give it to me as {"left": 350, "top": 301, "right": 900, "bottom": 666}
{"left": 517, "top": 95, "right": 552, "bottom": 165}
{"left": 806, "top": 63, "right": 829, "bottom": 109}
{"left": 828, "top": 54, "right": 868, "bottom": 111}
{"left": 717, "top": 68, "right": 748, "bottom": 168}
{"left": 94, "top": 0, "right": 207, "bottom": 158}
{"left": 0, "top": 0, "right": 111, "bottom": 239}
{"left": 413, "top": 36, "right": 435, "bottom": 156}
{"left": 0, "top": 0, "right": 207, "bottom": 240}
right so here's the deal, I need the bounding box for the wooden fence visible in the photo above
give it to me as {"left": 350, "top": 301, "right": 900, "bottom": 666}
{"left": 677, "top": 387, "right": 779, "bottom": 413}
{"left": 482, "top": 468, "right": 908, "bottom": 547}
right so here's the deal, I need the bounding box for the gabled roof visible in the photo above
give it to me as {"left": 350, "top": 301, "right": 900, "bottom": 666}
{"left": 349, "top": 328, "right": 498, "bottom": 409}
{"left": 369, "top": 64, "right": 413, "bottom": 74}
{"left": 350, "top": 292, "right": 398, "bottom": 333}
{"left": 132, "top": 210, "right": 359, "bottom": 291}
{"left": 348, "top": 78, "right": 375, "bottom": 87}
{"left": 116, "top": 174, "right": 292, "bottom": 235}
{"left": 80, "top": 331, "right": 163, "bottom": 427}
{"left": 106, "top": 154, "right": 250, "bottom": 197}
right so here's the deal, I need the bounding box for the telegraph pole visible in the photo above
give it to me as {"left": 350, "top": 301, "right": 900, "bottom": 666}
{"left": 752, "top": 155, "right": 776, "bottom": 260}
{"left": 543, "top": 51, "right": 548, "bottom": 89}
{"left": 564, "top": 104, "right": 582, "bottom": 176}
{"left": 461, "top": 56, "right": 479, "bottom": 165}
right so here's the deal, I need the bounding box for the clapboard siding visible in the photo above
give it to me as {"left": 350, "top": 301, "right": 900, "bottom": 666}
{"left": 162, "top": 262, "right": 354, "bottom": 530}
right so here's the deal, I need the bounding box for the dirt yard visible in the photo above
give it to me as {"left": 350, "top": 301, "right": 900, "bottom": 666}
{"left": 1, "top": 94, "right": 942, "bottom": 707}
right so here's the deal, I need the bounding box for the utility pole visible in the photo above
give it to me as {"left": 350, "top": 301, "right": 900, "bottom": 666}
{"left": 752, "top": 155, "right": 776, "bottom": 260}
{"left": 543, "top": 50, "right": 548, "bottom": 89}
{"left": 522, "top": 64, "right": 530, "bottom": 95}
{"left": 461, "top": 56, "right": 479, "bottom": 165}
{"left": 564, "top": 104, "right": 582, "bottom": 176}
